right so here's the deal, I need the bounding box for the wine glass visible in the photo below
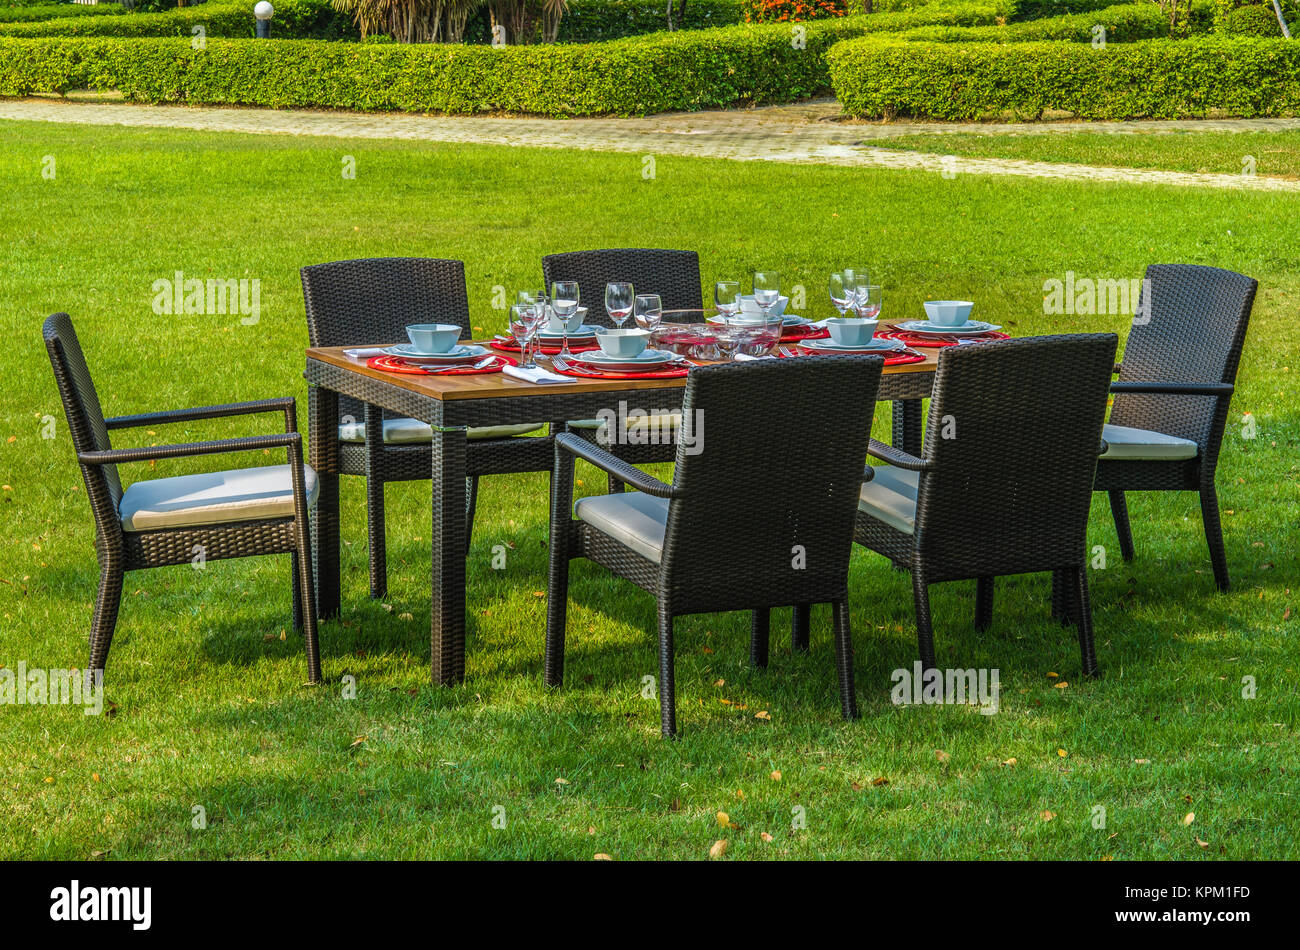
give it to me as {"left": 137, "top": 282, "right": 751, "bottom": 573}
{"left": 551, "top": 280, "right": 579, "bottom": 360}
{"left": 753, "top": 271, "right": 781, "bottom": 324}
{"left": 854, "top": 283, "right": 882, "bottom": 321}
{"left": 634, "top": 294, "right": 662, "bottom": 343}
{"left": 829, "top": 272, "right": 853, "bottom": 317}
{"left": 605, "top": 281, "right": 634, "bottom": 328}
{"left": 509, "top": 303, "right": 540, "bottom": 369}
{"left": 714, "top": 280, "right": 741, "bottom": 321}
{"left": 844, "top": 267, "right": 870, "bottom": 293}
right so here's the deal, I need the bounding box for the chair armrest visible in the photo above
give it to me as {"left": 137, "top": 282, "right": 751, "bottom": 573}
{"left": 554, "top": 432, "right": 678, "bottom": 498}
{"left": 105, "top": 397, "right": 298, "bottom": 432}
{"left": 867, "top": 438, "right": 933, "bottom": 472}
{"left": 1109, "top": 381, "right": 1234, "bottom": 397}
{"left": 1098, "top": 439, "right": 1109, "bottom": 455}
{"left": 78, "top": 433, "right": 300, "bottom": 466}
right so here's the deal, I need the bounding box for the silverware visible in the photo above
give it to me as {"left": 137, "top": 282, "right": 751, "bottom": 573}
{"left": 550, "top": 355, "right": 572, "bottom": 372}
{"left": 425, "top": 356, "right": 495, "bottom": 373}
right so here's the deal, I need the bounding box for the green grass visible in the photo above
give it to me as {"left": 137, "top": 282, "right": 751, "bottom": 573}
{"left": 874, "top": 128, "right": 1300, "bottom": 179}
{"left": 1, "top": 119, "right": 1297, "bottom": 860}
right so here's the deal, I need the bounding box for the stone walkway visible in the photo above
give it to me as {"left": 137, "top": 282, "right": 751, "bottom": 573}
{"left": 3, "top": 96, "right": 1299, "bottom": 193}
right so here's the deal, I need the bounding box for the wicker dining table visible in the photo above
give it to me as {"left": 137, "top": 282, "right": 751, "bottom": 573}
{"left": 304, "top": 343, "right": 939, "bottom": 685}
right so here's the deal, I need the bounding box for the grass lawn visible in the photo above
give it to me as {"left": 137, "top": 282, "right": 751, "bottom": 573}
{"left": 0, "top": 118, "right": 1297, "bottom": 860}
{"left": 874, "top": 129, "right": 1300, "bottom": 180}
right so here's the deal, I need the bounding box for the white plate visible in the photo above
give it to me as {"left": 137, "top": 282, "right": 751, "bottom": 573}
{"left": 384, "top": 343, "right": 487, "bottom": 364}
{"left": 895, "top": 320, "right": 1002, "bottom": 336}
{"left": 574, "top": 349, "right": 676, "bottom": 371}
{"left": 536, "top": 324, "right": 601, "bottom": 339}
{"left": 803, "top": 337, "right": 905, "bottom": 353}
{"left": 707, "top": 315, "right": 807, "bottom": 327}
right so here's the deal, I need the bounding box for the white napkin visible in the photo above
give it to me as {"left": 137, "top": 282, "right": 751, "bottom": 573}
{"left": 344, "top": 347, "right": 389, "bottom": 360}
{"left": 503, "top": 365, "right": 569, "bottom": 384}
{"left": 734, "top": 353, "right": 776, "bottom": 362}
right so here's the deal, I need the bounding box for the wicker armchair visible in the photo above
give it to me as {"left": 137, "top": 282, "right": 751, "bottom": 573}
{"left": 301, "top": 257, "right": 551, "bottom": 600}
{"left": 854, "top": 334, "right": 1118, "bottom": 676}
{"left": 542, "top": 248, "right": 704, "bottom": 493}
{"left": 43, "top": 313, "right": 321, "bottom": 683}
{"left": 546, "top": 356, "right": 885, "bottom": 737}
{"left": 1091, "top": 264, "right": 1257, "bottom": 592}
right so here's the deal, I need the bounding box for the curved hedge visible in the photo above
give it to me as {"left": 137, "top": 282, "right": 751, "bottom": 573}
{"left": 828, "top": 35, "right": 1300, "bottom": 119}
{"left": 0, "top": 0, "right": 355, "bottom": 38}
{"left": 0, "top": 3, "right": 124, "bottom": 24}
{"left": 898, "top": 3, "right": 1173, "bottom": 41}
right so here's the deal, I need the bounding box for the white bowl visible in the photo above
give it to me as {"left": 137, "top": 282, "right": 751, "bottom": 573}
{"left": 922, "top": 300, "right": 974, "bottom": 328}
{"left": 594, "top": 327, "right": 651, "bottom": 358}
{"left": 738, "top": 294, "right": 788, "bottom": 318}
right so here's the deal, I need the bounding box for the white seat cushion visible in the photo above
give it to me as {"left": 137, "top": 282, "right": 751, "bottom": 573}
{"left": 1100, "top": 424, "right": 1198, "bottom": 461}
{"left": 573, "top": 491, "right": 671, "bottom": 563}
{"left": 858, "top": 466, "right": 919, "bottom": 535}
{"left": 568, "top": 413, "right": 682, "bottom": 433}
{"left": 119, "top": 464, "right": 319, "bottom": 532}
{"left": 339, "top": 418, "right": 544, "bottom": 443}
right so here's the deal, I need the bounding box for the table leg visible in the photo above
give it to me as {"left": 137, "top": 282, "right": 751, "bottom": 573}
{"left": 892, "top": 398, "right": 924, "bottom": 457}
{"left": 308, "top": 386, "right": 340, "bottom": 619}
{"left": 430, "top": 426, "right": 469, "bottom": 685}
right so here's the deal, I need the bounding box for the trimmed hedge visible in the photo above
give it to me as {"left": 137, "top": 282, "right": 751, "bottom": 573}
{"left": 0, "top": 0, "right": 355, "bottom": 38}
{"left": 0, "top": 3, "right": 123, "bottom": 23}
{"left": 557, "top": 0, "right": 748, "bottom": 42}
{"left": 899, "top": 3, "right": 1175, "bottom": 42}
{"left": 1220, "top": 4, "right": 1286, "bottom": 34}
{"left": 829, "top": 35, "right": 1300, "bottom": 119}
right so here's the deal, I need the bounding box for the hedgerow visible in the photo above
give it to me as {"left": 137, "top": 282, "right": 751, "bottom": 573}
{"left": 0, "top": 0, "right": 355, "bottom": 38}
{"left": 0, "top": 3, "right": 124, "bottom": 24}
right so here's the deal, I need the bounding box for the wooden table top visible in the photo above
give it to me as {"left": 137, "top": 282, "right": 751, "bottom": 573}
{"left": 305, "top": 342, "right": 940, "bottom": 403}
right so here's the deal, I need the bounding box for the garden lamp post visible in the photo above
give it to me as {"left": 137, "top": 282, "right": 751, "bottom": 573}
{"left": 254, "top": 1, "right": 273, "bottom": 38}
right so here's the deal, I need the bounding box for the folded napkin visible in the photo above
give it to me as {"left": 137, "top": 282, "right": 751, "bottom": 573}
{"left": 734, "top": 353, "right": 777, "bottom": 362}
{"left": 503, "top": 365, "right": 570, "bottom": 384}
{"left": 344, "top": 347, "right": 389, "bottom": 360}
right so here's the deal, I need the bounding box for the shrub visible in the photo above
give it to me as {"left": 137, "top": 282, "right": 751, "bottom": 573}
{"left": 0, "top": 3, "right": 124, "bottom": 22}
{"left": 745, "top": 0, "right": 848, "bottom": 23}
{"left": 828, "top": 34, "right": 1300, "bottom": 120}
{"left": 556, "top": 0, "right": 749, "bottom": 41}
{"left": 898, "top": 3, "right": 1175, "bottom": 41}
{"left": 0, "top": 0, "right": 356, "bottom": 37}
{"left": 1220, "top": 3, "right": 1285, "bottom": 34}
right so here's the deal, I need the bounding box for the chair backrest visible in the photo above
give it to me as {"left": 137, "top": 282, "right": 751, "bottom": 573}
{"left": 542, "top": 249, "right": 703, "bottom": 327}
{"left": 660, "top": 357, "right": 883, "bottom": 614}
{"left": 1110, "top": 263, "right": 1257, "bottom": 454}
{"left": 43, "top": 313, "right": 124, "bottom": 521}
{"left": 915, "top": 334, "right": 1118, "bottom": 580}
{"left": 300, "top": 257, "right": 471, "bottom": 347}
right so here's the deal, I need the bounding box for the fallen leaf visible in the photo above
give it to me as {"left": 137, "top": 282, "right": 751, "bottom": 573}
{"left": 1196, "top": 838, "right": 1209, "bottom": 848}
{"left": 1182, "top": 812, "right": 1195, "bottom": 826}
{"left": 555, "top": 777, "right": 570, "bottom": 786}
{"left": 713, "top": 679, "right": 725, "bottom": 687}
{"left": 1101, "top": 854, "right": 1114, "bottom": 862}
{"left": 760, "top": 832, "right": 774, "bottom": 842}
{"left": 1057, "top": 748, "right": 1068, "bottom": 758}
{"left": 593, "top": 853, "right": 613, "bottom": 861}
{"left": 1041, "top": 810, "right": 1055, "bottom": 821}
{"left": 1054, "top": 681, "right": 1069, "bottom": 689}
{"left": 1002, "top": 758, "right": 1017, "bottom": 767}
{"left": 709, "top": 839, "right": 728, "bottom": 859}
{"left": 43, "top": 777, "right": 54, "bottom": 784}
{"left": 770, "top": 770, "right": 782, "bottom": 782}
{"left": 872, "top": 776, "right": 889, "bottom": 786}
{"left": 716, "top": 811, "right": 730, "bottom": 827}
{"left": 1134, "top": 758, "right": 1150, "bottom": 765}
{"left": 1046, "top": 672, "right": 1059, "bottom": 679}
{"left": 754, "top": 710, "right": 771, "bottom": 721}
{"left": 735, "top": 789, "right": 745, "bottom": 800}
{"left": 701, "top": 647, "right": 714, "bottom": 654}
{"left": 91, "top": 773, "right": 100, "bottom": 782}
{"left": 935, "top": 749, "right": 950, "bottom": 763}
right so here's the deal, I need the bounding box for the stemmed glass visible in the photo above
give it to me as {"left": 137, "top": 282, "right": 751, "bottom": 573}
{"left": 510, "top": 303, "right": 544, "bottom": 369}
{"left": 634, "top": 294, "right": 662, "bottom": 344}
{"left": 551, "top": 280, "right": 579, "bottom": 360}
{"left": 753, "top": 271, "right": 781, "bottom": 325}
{"left": 605, "top": 281, "right": 634, "bottom": 328}
{"left": 854, "top": 283, "right": 882, "bottom": 321}
{"left": 714, "top": 280, "right": 741, "bottom": 321}
{"left": 829, "top": 272, "right": 853, "bottom": 317}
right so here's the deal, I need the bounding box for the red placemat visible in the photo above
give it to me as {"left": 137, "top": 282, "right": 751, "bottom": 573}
{"left": 552, "top": 363, "right": 690, "bottom": 380}
{"left": 490, "top": 339, "right": 601, "bottom": 355}
{"left": 877, "top": 325, "right": 1010, "bottom": 348}
{"left": 792, "top": 345, "right": 927, "bottom": 366}
{"left": 782, "top": 324, "right": 829, "bottom": 342}
{"left": 367, "top": 354, "right": 515, "bottom": 375}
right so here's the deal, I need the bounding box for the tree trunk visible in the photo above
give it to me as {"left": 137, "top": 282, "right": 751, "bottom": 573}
{"left": 1271, "top": 0, "right": 1293, "bottom": 38}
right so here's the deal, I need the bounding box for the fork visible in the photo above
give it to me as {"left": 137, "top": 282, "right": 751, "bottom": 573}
{"left": 425, "top": 356, "right": 495, "bottom": 373}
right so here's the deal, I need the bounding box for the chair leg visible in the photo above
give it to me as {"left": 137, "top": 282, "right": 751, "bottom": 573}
{"left": 366, "top": 475, "right": 387, "bottom": 600}
{"left": 464, "top": 475, "right": 479, "bottom": 556}
{"left": 1072, "top": 567, "right": 1099, "bottom": 677}
{"left": 543, "top": 533, "right": 571, "bottom": 689}
{"left": 975, "top": 576, "right": 993, "bottom": 630}
{"left": 791, "top": 603, "right": 811, "bottom": 652}
{"left": 294, "top": 518, "right": 322, "bottom": 685}
{"left": 911, "top": 570, "right": 937, "bottom": 671}
{"left": 749, "top": 609, "right": 770, "bottom": 669}
{"left": 1108, "top": 490, "right": 1135, "bottom": 561}
{"left": 291, "top": 551, "right": 303, "bottom": 631}
{"left": 657, "top": 607, "right": 678, "bottom": 738}
{"left": 832, "top": 598, "right": 858, "bottom": 721}
{"left": 1200, "top": 485, "right": 1230, "bottom": 592}
{"left": 87, "top": 562, "right": 125, "bottom": 678}
{"left": 1051, "top": 568, "right": 1074, "bottom": 626}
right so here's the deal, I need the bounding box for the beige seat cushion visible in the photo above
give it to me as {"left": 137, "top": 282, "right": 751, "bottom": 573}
{"left": 858, "top": 466, "right": 919, "bottom": 536}
{"left": 339, "top": 418, "right": 545, "bottom": 443}
{"left": 573, "top": 491, "right": 670, "bottom": 563}
{"left": 119, "top": 464, "right": 319, "bottom": 532}
{"left": 1100, "top": 424, "right": 1198, "bottom": 461}
{"left": 568, "top": 413, "right": 682, "bottom": 433}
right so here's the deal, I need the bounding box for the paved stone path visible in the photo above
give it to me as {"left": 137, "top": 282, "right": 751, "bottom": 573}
{"left": 3, "top": 96, "right": 1298, "bottom": 192}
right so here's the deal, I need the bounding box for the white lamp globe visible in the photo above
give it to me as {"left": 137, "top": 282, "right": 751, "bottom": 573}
{"left": 254, "top": 1, "right": 274, "bottom": 19}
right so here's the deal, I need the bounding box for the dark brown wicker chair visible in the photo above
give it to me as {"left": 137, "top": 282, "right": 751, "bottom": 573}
{"left": 853, "top": 334, "right": 1118, "bottom": 676}
{"left": 1092, "top": 264, "right": 1257, "bottom": 592}
{"left": 43, "top": 313, "right": 321, "bottom": 683}
{"left": 301, "top": 257, "right": 552, "bottom": 600}
{"left": 546, "top": 356, "right": 885, "bottom": 737}
{"left": 542, "top": 248, "right": 704, "bottom": 493}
